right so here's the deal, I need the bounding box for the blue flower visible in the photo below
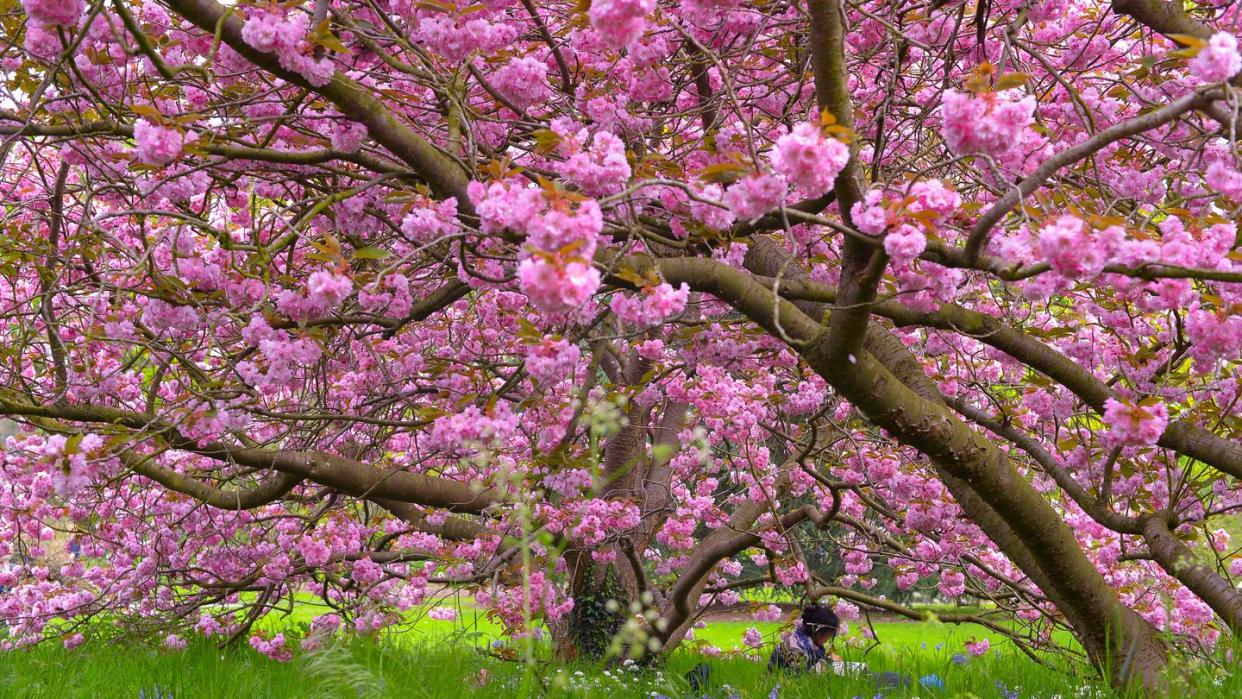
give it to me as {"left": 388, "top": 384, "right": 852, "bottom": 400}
{"left": 994, "top": 679, "right": 1020, "bottom": 699}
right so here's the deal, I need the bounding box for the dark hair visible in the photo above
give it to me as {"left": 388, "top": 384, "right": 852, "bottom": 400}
{"left": 801, "top": 605, "right": 840, "bottom": 636}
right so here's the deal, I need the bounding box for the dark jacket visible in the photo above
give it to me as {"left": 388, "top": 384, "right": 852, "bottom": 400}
{"left": 767, "top": 627, "right": 827, "bottom": 673}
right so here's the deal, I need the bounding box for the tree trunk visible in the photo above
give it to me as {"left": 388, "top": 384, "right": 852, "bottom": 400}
{"left": 742, "top": 237, "right": 1169, "bottom": 689}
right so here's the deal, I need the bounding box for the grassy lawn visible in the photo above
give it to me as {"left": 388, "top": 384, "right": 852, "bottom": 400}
{"left": 0, "top": 595, "right": 1230, "bottom": 697}
{"left": 0, "top": 634, "right": 1102, "bottom": 699}
{"left": 251, "top": 591, "right": 1060, "bottom": 658}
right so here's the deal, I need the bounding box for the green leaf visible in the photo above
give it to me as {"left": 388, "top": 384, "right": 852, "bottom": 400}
{"left": 993, "top": 72, "right": 1031, "bottom": 91}
{"left": 352, "top": 246, "right": 391, "bottom": 261}
{"left": 698, "top": 162, "right": 749, "bottom": 184}
{"left": 130, "top": 104, "right": 166, "bottom": 123}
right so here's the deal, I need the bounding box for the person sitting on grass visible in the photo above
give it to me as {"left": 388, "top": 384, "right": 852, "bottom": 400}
{"left": 767, "top": 604, "right": 839, "bottom": 673}
{"left": 765, "top": 603, "right": 947, "bottom": 692}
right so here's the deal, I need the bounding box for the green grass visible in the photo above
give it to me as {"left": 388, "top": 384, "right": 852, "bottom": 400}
{"left": 0, "top": 598, "right": 1234, "bottom": 698}
{"left": 251, "top": 592, "right": 1064, "bottom": 659}
{"left": 0, "top": 634, "right": 1101, "bottom": 699}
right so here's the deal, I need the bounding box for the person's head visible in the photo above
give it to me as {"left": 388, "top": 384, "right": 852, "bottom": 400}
{"left": 801, "top": 604, "right": 840, "bottom": 646}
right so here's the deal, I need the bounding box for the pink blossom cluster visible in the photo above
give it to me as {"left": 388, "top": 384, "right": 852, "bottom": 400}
{"left": 400, "top": 197, "right": 460, "bottom": 243}
{"left": 558, "top": 499, "right": 641, "bottom": 546}
{"left": 469, "top": 179, "right": 604, "bottom": 313}
{"left": 965, "top": 638, "right": 991, "bottom": 656}
{"left": 133, "top": 119, "right": 190, "bottom": 167}
{"left": 236, "top": 317, "right": 325, "bottom": 391}
{"left": 432, "top": 603, "right": 462, "bottom": 620}
{"left": 882, "top": 225, "right": 927, "bottom": 266}
{"left": 358, "top": 273, "right": 413, "bottom": 318}
{"left": 774, "top": 560, "right": 808, "bottom": 585}
{"left": 518, "top": 257, "right": 601, "bottom": 314}
{"left": 938, "top": 569, "right": 966, "bottom": 597}
{"left": 742, "top": 626, "right": 763, "bottom": 648}
{"left": 769, "top": 122, "right": 849, "bottom": 198}
{"left": 275, "top": 270, "right": 353, "bottom": 321}
{"left": 524, "top": 337, "right": 582, "bottom": 385}
{"left": 425, "top": 402, "right": 519, "bottom": 452}
{"left": 1189, "top": 32, "right": 1242, "bottom": 84}
{"left": 22, "top": 22, "right": 63, "bottom": 59}
{"left": 241, "top": 9, "right": 334, "bottom": 87}
{"left": 21, "top": 0, "right": 83, "bottom": 26}
{"left": 851, "top": 180, "right": 960, "bottom": 236}
{"left": 687, "top": 183, "right": 736, "bottom": 230}
{"left": 723, "top": 173, "right": 786, "bottom": 221}
{"left": 557, "top": 130, "right": 632, "bottom": 196}
{"left": 249, "top": 633, "right": 291, "bottom": 662}
{"left": 610, "top": 282, "right": 690, "bottom": 327}
{"left": 1186, "top": 304, "right": 1242, "bottom": 362}
{"left": 752, "top": 604, "right": 783, "bottom": 622}
{"left": 492, "top": 57, "right": 553, "bottom": 111}
{"left": 849, "top": 180, "right": 960, "bottom": 267}
{"left": 415, "top": 17, "right": 517, "bottom": 63}
{"left": 542, "top": 468, "right": 594, "bottom": 498}
{"left": 589, "top": 0, "right": 656, "bottom": 50}
{"left": 330, "top": 122, "right": 368, "bottom": 153}
{"left": 475, "top": 570, "right": 573, "bottom": 630}
{"left": 1036, "top": 216, "right": 1124, "bottom": 279}
{"left": 941, "top": 89, "right": 1036, "bottom": 161}
{"left": 1102, "top": 398, "right": 1169, "bottom": 448}
{"left": 1205, "top": 161, "right": 1242, "bottom": 200}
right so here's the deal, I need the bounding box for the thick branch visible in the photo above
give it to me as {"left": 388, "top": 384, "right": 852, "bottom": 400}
{"left": 163, "top": 0, "right": 472, "bottom": 204}
{"left": 964, "top": 89, "right": 1213, "bottom": 260}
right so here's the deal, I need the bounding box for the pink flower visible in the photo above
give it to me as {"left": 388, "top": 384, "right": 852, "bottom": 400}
{"left": 428, "top": 606, "right": 457, "bottom": 621}
{"left": 883, "top": 224, "right": 927, "bottom": 266}
{"left": 249, "top": 633, "right": 291, "bottom": 662}
{"left": 1189, "top": 33, "right": 1242, "bottom": 84}
{"left": 769, "top": 122, "right": 849, "bottom": 198}
{"left": 241, "top": 10, "right": 335, "bottom": 87}
{"left": 524, "top": 199, "right": 606, "bottom": 257}
{"left": 965, "top": 638, "right": 990, "bottom": 656}
{"left": 351, "top": 557, "right": 383, "bottom": 586}
{"left": 415, "top": 17, "right": 517, "bottom": 62}
{"left": 133, "top": 119, "right": 188, "bottom": 167}
{"left": 559, "top": 131, "right": 631, "bottom": 196}
{"left": 164, "top": 634, "right": 188, "bottom": 651}
{"left": 297, "top": 537, "right": 332, "bottom": 568}
{"left": 525, "top": 337, "right": 582, "bottom": 385}
{"left": 518, "top": 256, "right": 601, "bottom": 313}
{"left": 908, "top": 179, "right": 961, "bottom": 217}
{"left": 492, "top": 57, "right": 553, "bottom": 111}
{"left": 1186, "top": 304, "right": 1242, "bottom": 361}
{"left": 330, "top": 122, "right": 368, "bottom": 153}
{"left": 941, "top": 89, "right": 1036, "bottom": 160}
{"left": 306, "top": 270, "right": 353, "bottom": 312}
{"left": 1103, "top": 398, "right": 1169, "bottom": 447}
{"left": 589, "top": 0, "right": 656, "bottom": 50}
{"left": 742, "top": 626, "right": 763, "bottom": 649}
{"left": 1206, "top": 161, "right": 1242, "bottom": 200}
{"left": 23, "top": 22, "right": 61, "bottom": 59}
{"left": 1036, "top": 216, "right": 1122, "bottom": 278}
{"left": 610, "top": 282, "right": 689, "bottom": 327}
{"left": 938, "top": 569, "right": 965, "bottom": 597}
{"left": 688, "top": 183, "right": 736, "bottom": 229}
{"left": 753, "top": 604, "right": 783, "bottom": 622}
{"left": 724, "top": 173, "right": 786, "bottom": 221}
{"left": 22, "top": 0, "right": 83, "bottom": 26}
{"left": 401, "top": 197, "right": 460, "bottom": 243}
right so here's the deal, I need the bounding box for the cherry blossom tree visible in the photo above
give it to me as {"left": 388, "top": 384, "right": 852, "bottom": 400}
{"left": 3, "top": 0, "right": 1242, "bottom": 690}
